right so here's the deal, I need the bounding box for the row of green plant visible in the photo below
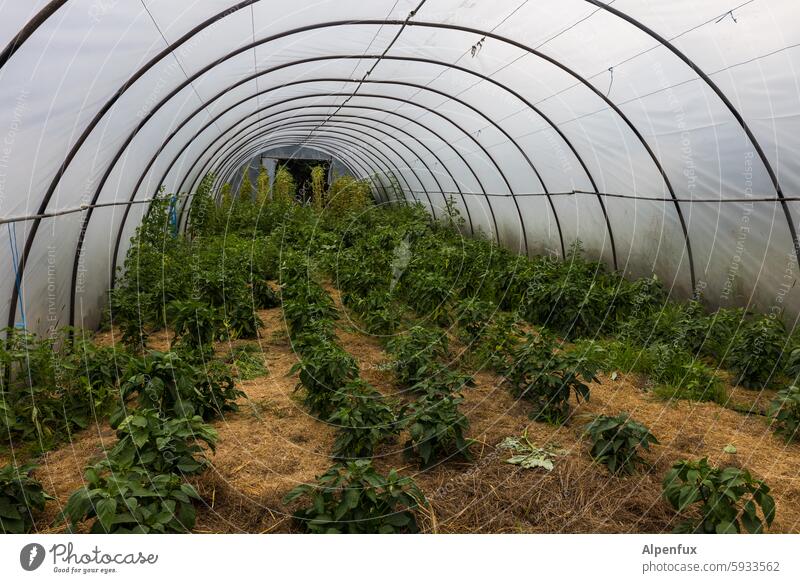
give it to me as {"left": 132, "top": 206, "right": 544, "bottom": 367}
{"left": 280, "top": 193, "right": 788, "bottom": 534}
{"left": 324, "top": 229, "right": 477, "bottom": 468}
{"left": 0, "top": 343, "right": 243, "bottom": 532}
{"left": 582, "top": 412, "right": 775, "bottom": 533}
{"left": 296, "top": 196, "right": 800, "bottom": 441}
{"left": 57, "top": 337, "right": 247, "bottom": 532}
{"left": 279, "top": 252, "right": 429, "bottom": 533}
{"left": 1, "top": 327, "right": 128, "bottom": 450}
{"left": 314, "top": 197, "right": 797, "bottom": 394}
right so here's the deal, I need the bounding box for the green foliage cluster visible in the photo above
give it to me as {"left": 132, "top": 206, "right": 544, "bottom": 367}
{"left": 584, "top": 414, "right": 658, "bottom": 474}
{"left": 768, "top": 384, "right": 800, "bottom": 442}
{"left": 727, "top": 314, "right": 786, "bottom": 389}
{"left": 0, "top": 328, "right": 125, "bottom": 448}
{"left": 273, "top": 166, "right": 296, "bottom": 204}
{"left": 61, "top": 401, "right": 218, "bottom": 533}
{"left": 118, "top": 350, "right": 243, "bottom": 422}
{"left": 325, "top": 175, "right": 371, "bottom": 214}
{"left": 329, "top": 379, "right": 399, "bottom": 460}
{"left": 386, "top": 325, "right": 449, "bottom": 387}
{"left": 401, "top": 391, "right": 472, "bottom": 467}
{"left": 110, "top": 185, "right": 279, "bottom": 354}
{"left": 63, "top": 465, "right": 202, "bottom": 534}
{"left": 504, "top": 332, "right": 598, "bottom": 424}
{"left": 284, "top": 460, "right": 426, "bottom": 533}
{"left": 663, "top": 458, "right": 775, "bottom": 534}
{"left": 0, "top": 463, "right": 51, "bottom": 533}
{"left": 106, "top": 409, "right": 217, "bottom": 475}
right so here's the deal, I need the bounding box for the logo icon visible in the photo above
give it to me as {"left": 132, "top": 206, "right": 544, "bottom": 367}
{"left": 20, "top": 543, "right": 46, "bottom": 571}
{"left": 389, "top": 234, "right": 412, "bottom": 292}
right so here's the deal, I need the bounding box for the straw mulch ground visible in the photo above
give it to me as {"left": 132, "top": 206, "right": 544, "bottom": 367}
{"left": 5, "top": 284, "right": 800, "bottom": 533}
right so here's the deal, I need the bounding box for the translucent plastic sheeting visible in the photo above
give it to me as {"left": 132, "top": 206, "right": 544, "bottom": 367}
{"left": 1, "top": 0, "right": 799, "bottom": 334}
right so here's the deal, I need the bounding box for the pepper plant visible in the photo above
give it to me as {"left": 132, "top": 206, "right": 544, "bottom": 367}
{"left": 0, "top": 463, "right": 51, "bottom": 533}
{"left": 662, "top": 458, "right": 775, "bottom": 534}
{"left": 584, "top": 414, "right": 658, "bottom": 474}
{"left": 284, "top": 460, "right": 427, "bottom": 533}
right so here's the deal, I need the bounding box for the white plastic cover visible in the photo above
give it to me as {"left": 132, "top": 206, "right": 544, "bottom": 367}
{"left": 1, "top": 0, "right": 799, "bottom": 333}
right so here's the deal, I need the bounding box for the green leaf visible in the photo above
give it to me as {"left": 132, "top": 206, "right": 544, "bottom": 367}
{"left": 96, "top": 498, "right": 117, "bottom": 532}
{"left": 715, "top": 520, "right": 737, "bottom": 534}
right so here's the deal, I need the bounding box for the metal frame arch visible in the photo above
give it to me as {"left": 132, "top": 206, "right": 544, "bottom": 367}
{"left": 175, "top": 138, "right": 389, "bottom": 235}
{"left": 157, "top": 92, "right": 498, "bottom": 242}
{"left": 179, "top": 110, "right": 472, "bottom": 220}
{"left": 109, "top": 128, "right": 422, "bottom": 292}
{"left": 4, "top": 8, "right": 732, "bottom": 330}
{"left": 215, "top": 135, "right": 394, "bottom": 200}
{"left": 9, "top": 16, "right": 635, "bottom": 329}
{"left": 121, "top": 46, "right": 620, "bottom": 262}
{"left": 585, "top": 0, "right": 799, "bottom": 274}
{"left": 169, "top": 98, "right": 488, "bottom": 232}
{"left": 0, "top": 0, "right": 68, "bottom": 69}
{"left": 205, "top": 124, "right": 436, "bottom": 210}
{"left": 161, "top": 69, "right": 547, "bottom": 256}
{"left": 172, "top": 80, "right": 523, "bottom": 243}
{"left": 45, "top": 16, "right": 661, "bottom": 330}
{"left": 181, "top": 111, "right": 471, "bottom": 226}
{"left": 205, "top": 116, "right": 460, "bottom": 217}
{"left": 404, "top": 19, "right": 700, "bottom": 289}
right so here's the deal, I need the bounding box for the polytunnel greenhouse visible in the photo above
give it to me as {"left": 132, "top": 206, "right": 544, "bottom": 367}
{"left": 1, "top": 0, "right": 800, "bottom": 546}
